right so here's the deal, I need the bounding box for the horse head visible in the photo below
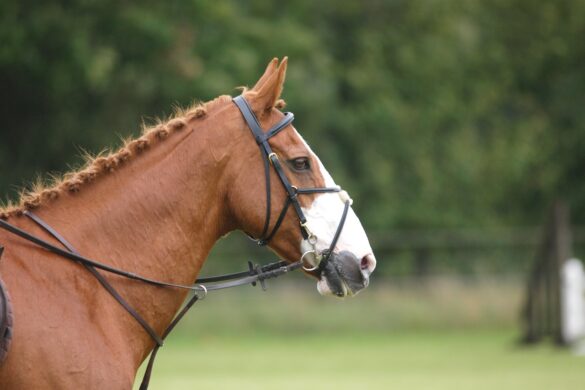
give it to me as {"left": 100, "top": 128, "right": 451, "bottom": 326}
{"left": 225, "top": 58, "right": 376, "bottom": 297}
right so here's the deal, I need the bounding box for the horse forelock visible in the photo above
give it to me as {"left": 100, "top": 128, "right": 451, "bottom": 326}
{"left": 0, "top": 95, "right": 235, "bottom": 220}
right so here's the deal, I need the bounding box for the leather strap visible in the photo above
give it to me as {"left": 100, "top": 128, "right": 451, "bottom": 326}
{"left": 317, "top": 200, "right": 351, "bottom": 274}
{"left": 139, "top": 293, "right": 200, "bottom": 390}
{"left": 232, "top": 96, "right": 294, "bottom": 144}
{"left": 20, "top": 211, "right": 300, "bottom": 390}
{"left": 0, "top": 217, "right": 206, "bottom": 292}
{"left": 0, "top": 214, "right": 302, "bottom": 390}
{"left": 0, "top": 216, "right": 300, "bottom": 292}
{"left": 194, "top": 260, "right": 287, "bottom": 283}
{"left": 232, "top": 95, "right": 342, "bottom": 247}
{"left": 296, "top": 187, "right": 341, "bottom": 195}
{"left": 24, "top": 211, "right": 164, "bottom": 346}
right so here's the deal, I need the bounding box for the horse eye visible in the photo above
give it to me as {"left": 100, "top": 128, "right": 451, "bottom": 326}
{"left": 290, "top": 157, "right": 311, "bottom": 171}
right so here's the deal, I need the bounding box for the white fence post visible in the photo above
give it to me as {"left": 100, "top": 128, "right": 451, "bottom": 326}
{"left": 561, "top": 258, "right": 585, "bottom": 349}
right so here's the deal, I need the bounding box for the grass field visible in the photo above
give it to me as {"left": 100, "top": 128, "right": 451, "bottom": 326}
{"left": 133, "top": 277, "right": 584, "bottom": 389}
{"left": 136, "top": 330, "right": 584, "bottom": 390}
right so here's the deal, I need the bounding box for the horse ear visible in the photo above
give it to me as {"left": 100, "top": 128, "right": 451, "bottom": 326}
{"left": 249, "top": 57, "right": 288, "bottom": 113}
{"left": 252, "top": 58, "right": 279, "bottom": 91}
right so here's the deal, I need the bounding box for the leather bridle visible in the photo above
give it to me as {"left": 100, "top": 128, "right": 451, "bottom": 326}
{"left": 0, "top": 94, "right": 352, "bottom": 388}
{"left": 232, "top": 95, "right": 351, "bottom": 274}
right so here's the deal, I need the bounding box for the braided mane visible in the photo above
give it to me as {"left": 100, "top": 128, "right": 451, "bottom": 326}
{"left": 0, "top": 95, "right": 235, "bottom": 219}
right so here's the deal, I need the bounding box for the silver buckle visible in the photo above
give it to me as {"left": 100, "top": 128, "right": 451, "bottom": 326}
{"left": 196, "top": 284, "right": 208, "bottom": 300}
{"left": 300, "top": 221, "right": 317, "bottom": 245}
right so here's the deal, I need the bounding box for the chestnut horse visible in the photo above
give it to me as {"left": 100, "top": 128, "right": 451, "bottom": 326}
{"left": 0, "top": 58, "right": 376, "bottom": 389}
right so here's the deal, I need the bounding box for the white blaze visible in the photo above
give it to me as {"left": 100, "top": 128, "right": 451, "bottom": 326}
{"left": 294, "top": 129, "right": 376, "bottom": 277}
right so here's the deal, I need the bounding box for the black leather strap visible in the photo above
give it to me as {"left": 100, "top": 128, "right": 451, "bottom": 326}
{"left": 232, "top": 96, "right": 295, "bottom": 144}
{"left": 202, "top": 261, "right": 302, "bottom": 291}
{"left": 317, "top": 200, "right": 351, "bottom": 274}
{"left": 0, "top": 217, "right": 207, "bottom": 291}
{"left": 0, "top": 214, "right": 303, "bottom": 390}
{"left": 232, "top": 95, "right": 343, "bottom": 247}
{"left": 234, "top": 95, "right": 299, "bottom": 244}
{"left": 268, "top": 154, "right": 308, "bottom": 228}
{"left": 259, "top": 151, "right": 272, "bottom": 239}
{"left": 296, "top": 187, "right": 341, "bottom": 194}
{"left": 263, "top": 113, "right": 294, "bottom": 141}
{"left": 24, "top": 211, "right": 165, "bottom": 347}
{"left": 0, "top": 216, "right": 300, "bottom": 292}
{"left": 259, "top": 197, "right": 292, "bottom": 246}
{"left": 195, "top": 260, "right": 287, "bottom": 283}
{"left": 139, "top": 293, "right": 199, "bottom": 390}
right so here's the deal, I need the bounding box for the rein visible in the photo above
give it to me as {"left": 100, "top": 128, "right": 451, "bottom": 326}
{"left": 0, "top": 94, "right": 350, "bottom": 388}
{"left": 0, "top": 213, "right": 302, "bottom": 389}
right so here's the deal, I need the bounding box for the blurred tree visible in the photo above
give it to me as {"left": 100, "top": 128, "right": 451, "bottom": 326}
{"left": 0, "top": 0, "right": 583, "bottom": 239}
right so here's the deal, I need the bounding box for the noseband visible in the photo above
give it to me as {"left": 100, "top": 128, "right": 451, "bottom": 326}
{"left": 232, "top": 95, "right": 351, "bottom": 273}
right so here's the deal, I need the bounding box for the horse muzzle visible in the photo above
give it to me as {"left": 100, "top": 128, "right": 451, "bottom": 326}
{"left": 316, "top": 250, "right": 376, "bottom": 297}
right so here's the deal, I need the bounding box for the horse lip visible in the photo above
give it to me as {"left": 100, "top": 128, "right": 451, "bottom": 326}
{"left": 322, "top": 251, "right": 369, "bottom": 297}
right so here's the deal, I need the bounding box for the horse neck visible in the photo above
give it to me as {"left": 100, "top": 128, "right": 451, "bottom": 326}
{"left": 26, "top": 109, "right": 236, "bottom": 361}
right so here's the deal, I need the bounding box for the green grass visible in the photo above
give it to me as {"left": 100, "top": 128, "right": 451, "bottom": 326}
{"left": 172, "top": 275, "right": 524, "bottom": 334}
{"left": 135, "top": 330, "right": 584, "bottom": 390}
{"left": 132, "top": 277, "right": 584, "bottom": 389}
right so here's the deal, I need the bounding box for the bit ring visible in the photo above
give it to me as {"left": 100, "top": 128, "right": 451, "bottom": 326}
{"left": 301, "top": 250, "right": 320, "bottom": 272}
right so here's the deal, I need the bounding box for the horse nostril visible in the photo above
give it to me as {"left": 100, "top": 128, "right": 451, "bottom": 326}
{"left": 360, "top": 257, "right": 368, "bottom": 270}
{"left": 360, "top": 254, "right": 376, "bottom": 272}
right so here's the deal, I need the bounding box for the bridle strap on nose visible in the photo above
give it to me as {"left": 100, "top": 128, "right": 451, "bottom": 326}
{"left": 316, "top": 199, "right": 351, "bottom": 274}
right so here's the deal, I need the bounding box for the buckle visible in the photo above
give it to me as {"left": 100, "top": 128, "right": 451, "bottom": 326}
{"left": 195, "top": 284, "right": 207, "bottom": 300}
{"left": 248, "top": 261, "right": 267, "bottom": 291}
{"left": 290, "top": 185, "right": 299, "bottom": 200}
{"left": 300, "top": 221, "right": 317, "bottom": 245}
{"left": 267, "top": 152, "right": 278, "bottom": 165}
